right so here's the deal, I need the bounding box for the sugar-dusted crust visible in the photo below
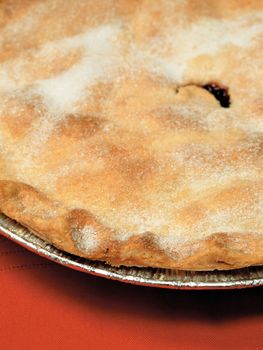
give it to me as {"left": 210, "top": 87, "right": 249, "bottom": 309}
{"left": 1, "top": 1, "right": 263, "bottom": 270}
{"left": 1, "top": 180, "right": 263, "bottom": 270}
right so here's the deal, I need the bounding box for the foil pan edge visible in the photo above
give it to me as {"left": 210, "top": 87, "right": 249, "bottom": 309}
{"left": 0, "top": 213, "right": 262, "bottom": 290}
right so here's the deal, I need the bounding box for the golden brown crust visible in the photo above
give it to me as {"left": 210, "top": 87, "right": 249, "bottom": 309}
{"left": 1, "top": 1, "right": 263, "bottom": 270}
{"left": 1, "top": 180, "right": 263, "bottom": 271}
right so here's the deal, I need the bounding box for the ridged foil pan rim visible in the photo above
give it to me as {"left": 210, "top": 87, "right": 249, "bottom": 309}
{"left": 0, "top": 213, "right": 263, "bottom": 289}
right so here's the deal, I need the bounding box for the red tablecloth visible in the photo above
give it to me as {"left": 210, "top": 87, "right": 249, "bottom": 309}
{"left": 0, "top": 234, "right": 263, "bottom": 350}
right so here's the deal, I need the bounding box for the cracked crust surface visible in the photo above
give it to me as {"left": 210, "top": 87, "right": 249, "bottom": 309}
{"left": 1, "top": 0, "right": 263, "bottom": 270}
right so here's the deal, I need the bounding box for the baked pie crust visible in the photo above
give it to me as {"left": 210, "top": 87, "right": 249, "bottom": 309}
{"left": 1, "top": 0, "right": 263, "bottom": 270}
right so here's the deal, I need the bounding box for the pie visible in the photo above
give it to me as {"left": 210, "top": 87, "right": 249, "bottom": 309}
{"left": 0, "top": 0, "right": 263, "bottom": 271}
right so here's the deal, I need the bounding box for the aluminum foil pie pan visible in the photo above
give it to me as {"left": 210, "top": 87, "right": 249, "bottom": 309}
{"left": 0, "top": 212, "right": 263, "bottom": 290}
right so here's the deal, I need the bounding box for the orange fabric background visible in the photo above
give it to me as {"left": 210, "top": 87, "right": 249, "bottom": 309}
{"left": 0, "top": 234, "right": 263, "bottom": 350}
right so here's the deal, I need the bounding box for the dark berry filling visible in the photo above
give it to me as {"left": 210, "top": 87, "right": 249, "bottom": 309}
{"left": 203, "top": 83, "right": 230, "bottom": 108}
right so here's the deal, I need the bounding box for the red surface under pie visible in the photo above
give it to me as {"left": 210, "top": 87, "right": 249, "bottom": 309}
{"left": 0, "top": 234, "right": 263, "bottom": 350}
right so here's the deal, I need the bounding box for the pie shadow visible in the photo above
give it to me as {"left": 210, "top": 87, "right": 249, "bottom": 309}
{"left": 3, "top": 232, "right": 262, "bottom": 323}
{"left": 28, "top": 257, "right": 263, "bottom": 323}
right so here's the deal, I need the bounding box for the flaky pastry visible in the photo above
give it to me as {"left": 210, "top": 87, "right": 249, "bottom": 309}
{"left": 1, "top": 0, "right": 263, "bottom": 270}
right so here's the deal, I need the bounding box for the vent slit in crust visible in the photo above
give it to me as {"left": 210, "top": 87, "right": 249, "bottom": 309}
{"left": 203, "top": 83, "right": 231, "bottom": 108}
